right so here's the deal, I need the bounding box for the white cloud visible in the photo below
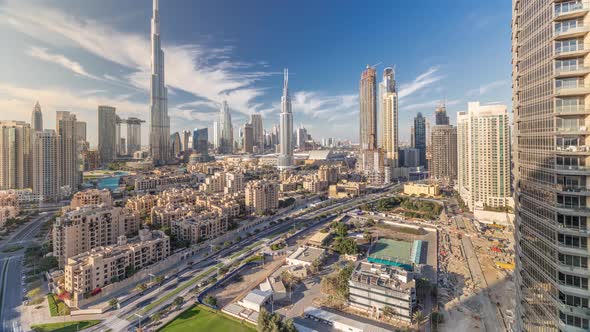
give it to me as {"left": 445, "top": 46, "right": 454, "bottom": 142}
{"left": 0, "top": 1, "right": 271, "bottom": 116}
{"left": 467, "top": 80, "right": 508, "bottom": 97}
{"left": 398, "top": 66, "right": 444, "bottom": 99}
{"left": 291, "top": 91, "right": 358, "bottom": 119}
{"left": 27, "top": 46, "right": 99, "bottom": 79}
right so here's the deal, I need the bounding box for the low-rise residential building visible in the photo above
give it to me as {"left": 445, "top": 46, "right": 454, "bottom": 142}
{"left": 286, "top": 246, "right": 325, "bottom": 267}
{"left": 70, "top": 189, "right": 113, "bottom": 208}
{"left": 201, "top": 172, "right": 226, "bottom": 193}
{"left": 126, "top": 194, "right": 159, "bottom": 215}
{"left": 134, "top": 172, "right": 197, "bottom": 191}
{"left": 403, "top": 182, "right": 439, "bottom": 197}
{"left": 0, "top": 206, "right": 18, "bottom": 227}
{"left": 318, "top": 165, "right": 339, "bottom": 185}
{"left": 245, "top": 180, "right": 279, "bottom": 215}
{"left": 150, "top": 205, "right": 199, "bottom": 228}
{"left": 53, "top": 206, "right": 141, "bottom": 267}
{"left": 0, "top": 189, "right": 40, "bottom": 204}
{"left": 348, "top": 260, "right": 416, "bottom": 323}
{"left": 328, "top": 180, "right": 366, "bottom": 199}
{"left": 170, "top": 212, "right": 228, "bottom": 244}
{"left": 303, "top": 176, "right": 328, "bottom": 193}
{"left": 63, "top": 229, "right": 170, "bottom": 299}
{"left": 224, "top": 171, "right": 245, "bottom": 194}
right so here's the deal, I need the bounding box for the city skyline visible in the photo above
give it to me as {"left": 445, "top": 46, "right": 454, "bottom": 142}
{"left": 0, "top": 0, "right": 512, "bottom": 147}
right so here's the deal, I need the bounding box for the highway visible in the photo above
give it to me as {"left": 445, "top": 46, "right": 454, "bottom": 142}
{"left": 0, "top": 212, "right": 55, "bottom": 332}
{"left": 89, "top": 184, "right": 400, "bottom": 331}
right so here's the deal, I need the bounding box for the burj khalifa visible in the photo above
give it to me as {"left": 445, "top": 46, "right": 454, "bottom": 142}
{"left": 149, "top": 0, "right": 170, "bottom": 165}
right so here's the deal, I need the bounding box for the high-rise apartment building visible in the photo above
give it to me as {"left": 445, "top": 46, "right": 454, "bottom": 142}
{"left": 218, "top": 101, "right": 234, "bottom": 154}
{"left": 75, "top": 121, "right": 86, "bottom": 143}
{"left": 126, "top": 117, "right": 144, "bottom": 156}
{"left": 430, "top": 125, "right": 457, "bottom": 181}
{"left": 98, "top": 105, "right": 117, "bottom": 164}
{"left": 33, "top": 130, "right": 60, "bottom": 201}
{"left": 278, "top": 69, "right": 294, "bottom": 169}
{"left": 296, "top": 125, "right": 308, "bottom": 150}
{"left": 412, "top": 113, "right": 426, "bottom": 167}
{"left": 457, "top": 102, "right": 510, "bottom": 210}
{"left": 149, "top": 0, "right": 171, "bottom": 165}
{"left": 243, "top": 123, "right": 254, "bottom": 153}
{"left": 56, "top": 111, "right": 82, "bottom": 192}
{"left": 512, "top": 2, "right": 590, "bottom": 330}
{"left": 193, "top": 128, "right": 208, "bottom": 157}
{"left": 250, "top": 113, "right": 263, "bottom": 150}
{"left": 212, "top": 121, "right": 220, "bottom": 150}
{"left": 245, "top": 180, "right": 279, "bottom": 215}
{"left": 182, "top": 130, "right": 191, "bottom": 153}
{"left": 31, "top": 102, "right": 43, "bottom": 132}
{"left": 0, "top": 121, "right": 32, "bottom": 190}
{"left": 380, "top": 67, "right": 399, "bottom": 168}
{"left": 360, "top": 65, "right": 377, "bottom": 150}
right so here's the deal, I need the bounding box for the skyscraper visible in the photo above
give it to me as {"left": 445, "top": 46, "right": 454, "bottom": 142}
{"left": 243, "top": 123, "right": 254, "bottom": 153}
{"left": 170, "top": 132, "right": 181, "bottom": 158}
{"left": 212, "top": 121, "right": 220, "bottom": 150}
{"left": 181, "top": 130, "right": 191, "bottom": 153}
{"left": 250, "top": 113, "right": 263, "bottom": 151}
{"left": 380, "top": 67, "right": 399, "bottom": 168}
{"left": 218, "top": 101, "right": 233, "bottom": 154}
{"left": 98, "top": 106, "right": 117, "bottom": 164}
{"left": 296, "top": 125, "right": 308, "bottom": 150}
{"left": 75, "top": 121, "right": 87, "bottom": 143}
{"left": 512, "top": 2, "right": 590, "bottom": 329}
{"left": 434, "top": 103, "right": 450, "bottom": 125}
{"left": 56, "top": 111, "right": 81, "bottom": 191}
{"left": 0, "top": 121, "right": 32, "bottom": 190}
{"left": 412, "top": 113, "right": 426, "bottom": 167}
{"left": 430, "top": 125, "right": 457, "bottom": 181}
{"left": 193, "top": 128, "right": 208, "bottom": 157}
{"left": 31, "top": 102, "right": 43, "bottom": 132}
{"left": 126, "top": 117, "right": 145, "bottom": 156}
{"left": 149, "top": 0, "right": 170, "bottom": 165}
{"left": 277, "top": 68, "right": 294, "bottom": 169}
{"left": 457, "top": 102, "right": 510, "bottom": 211}
{"left": 33, "top": 130, "right": 60, "bottom": 202}
{"left": 359, "top": 65, "right": 377, "bottom": 150}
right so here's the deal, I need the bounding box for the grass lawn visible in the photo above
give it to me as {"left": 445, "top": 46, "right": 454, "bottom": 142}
{"left": 159, "top": 305, "right": 255, "bottom": 332}
{"left": 47, "top": 294, "right": 70, "bottom": 316}
{"left": 30, "top": 320, "right": 101, "bottom": 332}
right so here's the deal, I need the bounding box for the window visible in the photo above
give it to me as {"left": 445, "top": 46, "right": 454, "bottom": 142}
{"left": 559, "top": 253, "right": 588, "bottom": 268}
{"left": 558, "top": 272, "right": 589, "bottom": 289}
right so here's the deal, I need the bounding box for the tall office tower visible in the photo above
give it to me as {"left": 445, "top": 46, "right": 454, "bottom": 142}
{"left": 98, "top": 106, "right": 117, "bottom": 164}
{"left": 192, "top": 128, "right": 208, "bottom": 157}
{"left": 380, "top": 67, "right": 399, "bottom": 168}
{"left": 56, "top": 111, "right": 81, "bottom": 191}
{"left": 250, "top": 113, "right": 263, "bottom": 150}
{"left": 278, "top": 68, "right": 294, "bottom": 169}
{"left": 218, "top": 101, "right": 233, "bottom": 154}
{"left": 170, "top": 132, "right": 181, "bottom": 158}
{"left": 434, "top": 103, "right": 450, "bottom": 125}
{"left": 457, "top": 102, "right": 510, "bottom": 210}
{"left": 0, "top": 121, "right": 32, "bottom": 190}
{"left": 115, "top": 115, "right": 122, "bottom": 156}
{"left": 512, "top": 2, "right": 590, "bottom": 330}
{"left": 149, "top": 0, "right": 170, "bottom": 165}
{"left": 359, "top": 65, "right": 377, "bottom": 150}
{"left": 430, "top": 125, "right": 457, "bottom": 181}
{"left": 412, "top": 113, "right": 426, "bottom": 167}
{"left": 181, "top": 130, "right": 191, "bottom": 152}
{"left": 212, "top": 121, "right": 220, "bottom": 149}
{"left": 31, "top": 102, "right": 43, "bottom": 132}
{"left": 243, "top": 123, "right": 254, "bottom": 153}
{"left": 126, "top": 117, "right": 145, "bottom": 156}
{"left": 33, "top": 130, "right": 60, "bottom": 201}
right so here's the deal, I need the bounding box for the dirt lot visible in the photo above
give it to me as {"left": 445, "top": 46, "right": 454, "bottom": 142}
{"left": 211, "top": 256, "right": 285, "bottom": 308}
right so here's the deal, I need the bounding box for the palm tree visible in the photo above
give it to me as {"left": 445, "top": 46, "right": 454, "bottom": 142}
{"left": 412, "top": 310, "right": 427, "bottom": 326}
{"left": 381, "top": 306, "right": 394, "bottom": 319}
{"left": 108, "top": 298, "right": 118, "bottom": 309}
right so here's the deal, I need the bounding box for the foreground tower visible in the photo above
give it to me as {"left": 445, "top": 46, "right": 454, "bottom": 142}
{"left": 512, "top": 1, "right": 590, "bottom": 330}
{"left": 277, "top": 69, "right": 294, "bottom": 169}
{"left": 149, "top": 0, "right": 170, "bottom": 165}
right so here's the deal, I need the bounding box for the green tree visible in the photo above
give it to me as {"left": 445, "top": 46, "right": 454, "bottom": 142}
{"left": 135, "top": 283, "right": 147, "bottom": 293}
{"left": 204, "top": 295, "right": 218, "bottom": 307}
{"left": 334, "top": 223, "right": 348, "bottom": 237}
{"left": 108, "top": 298, "right": 118, "bottom": 309}
{"left": 173, "top": 296, "right": 184, "bottom": 308}
{"left": 334, "top": 238, "right": 359, "bottom": 255}
{"left": 413, "top": 310, "right": 427, "bottom": 325}
{"left": 151, "top": 312, "right": 162, "bottom": 323}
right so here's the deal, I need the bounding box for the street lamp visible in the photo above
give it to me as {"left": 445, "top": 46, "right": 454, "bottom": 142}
{"left": 134, "top": 313, "right": 144, "bottom": 331}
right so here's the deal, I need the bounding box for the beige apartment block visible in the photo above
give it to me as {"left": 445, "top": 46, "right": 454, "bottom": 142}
{"left": 53, "top": 206, "right": 140, "bottom": 267}
{"left": 64, "top": 229, "right": 170, "bottom": 297}
{"left": 318, "top": 165, "right": 339, "bottom": 185}
{"left": 328, "top": 180, "right": 366, "bottom": 199}
{"left": 403, "top": 182, "right": 440, "bottom": 197}
{"left": 170, "top": 213, "right": 228, "bottom": 244}
{"left": 70, "top": 189, "right": 113, "bottom": 208}
{"left": 245, "top": 180, "right": 279, "bottom": 215}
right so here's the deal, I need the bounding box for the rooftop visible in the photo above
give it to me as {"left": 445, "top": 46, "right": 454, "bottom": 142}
{"left": 304, "top": 306, "right": 393, "bottom": 332}
{"left": 241, "top": 289, "right": 272, "bottom": 306}
{"left": 288, "top": 246, "right": 325, "bottom": 263}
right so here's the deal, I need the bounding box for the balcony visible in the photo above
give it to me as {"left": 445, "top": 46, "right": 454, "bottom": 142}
{"left": 555, "top": 84, "right": 590, "bottom": 96}
{"left": 556, "top": 145, "right": 590, "bottom": 153}
{"left": 554, "top": 2, "right": 590, "bottom": 20}
{"left": 556, "top": 184, "right": 590, "bottom": 194}
{"left": 556, "top": 126, "right": 590, "bottom": 135}
{"left": 554, "top": 25, "right": 590, "bottom": 39}
{"left": 555, "top": 65, "right": 590, "bottom": 78}
{"left": 555, "top": 44, "right": 590, "bottom": 58}
{"left": 555, "top": 105, "right": 590, "bottom": 115}
{"left": 556, "top": 164, "right": 590, "bottom": 174}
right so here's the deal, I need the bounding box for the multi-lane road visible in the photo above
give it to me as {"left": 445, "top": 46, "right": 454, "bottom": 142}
{"left": 0, "top": 212, "right": 56, "bottom": 332}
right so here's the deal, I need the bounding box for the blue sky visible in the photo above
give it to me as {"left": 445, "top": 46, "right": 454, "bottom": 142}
{"left": 0, "top": 0, "right": 512, "bottom": 147}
